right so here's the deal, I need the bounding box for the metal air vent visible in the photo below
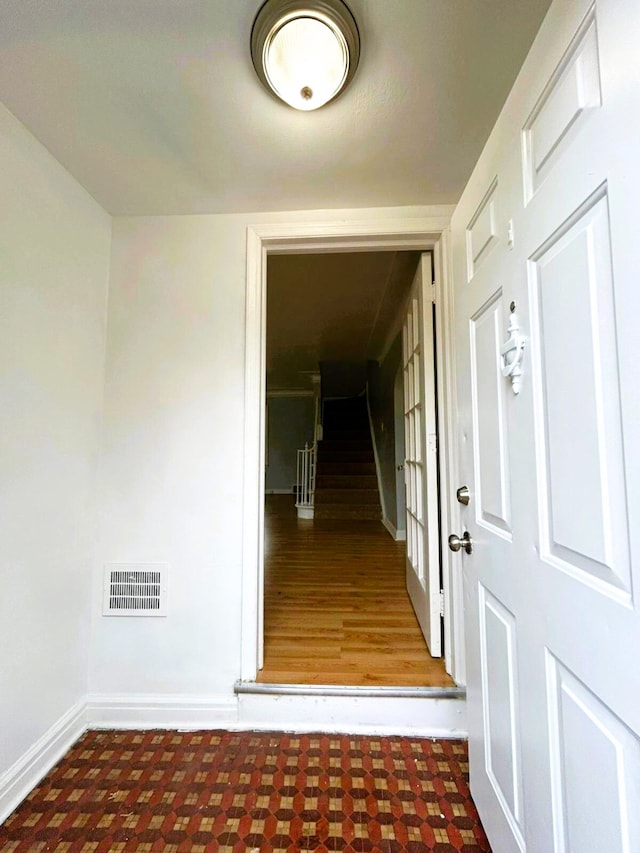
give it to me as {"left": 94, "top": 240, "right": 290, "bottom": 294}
{"left": 102, "top": 563, "right": 168, "bottom": 616}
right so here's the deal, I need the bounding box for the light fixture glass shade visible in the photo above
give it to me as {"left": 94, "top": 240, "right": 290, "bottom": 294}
{"left": 251, "top": 0, "right": 360, "bottom": 111}
{"left": 265, "top": 17, "right": 348, "bottom": 111}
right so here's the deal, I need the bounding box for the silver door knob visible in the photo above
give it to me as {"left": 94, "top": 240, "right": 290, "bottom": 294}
{"left": 448, "top": 531, "right": 473, "bottom": 554}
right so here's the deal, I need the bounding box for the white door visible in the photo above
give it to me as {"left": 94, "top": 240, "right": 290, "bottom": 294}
{"left": 452, "top": 0, "right": 640, "bottom": 850}
{"left": 403, "top": 254, "right": 441, "bottom": 656}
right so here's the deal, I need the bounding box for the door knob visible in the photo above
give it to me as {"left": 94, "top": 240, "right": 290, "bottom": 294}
{"left": 397, "top": 464, "right": 404, "bottom": 471}
{"left": 448, "top": 531, "right": 473, "bottom": 554}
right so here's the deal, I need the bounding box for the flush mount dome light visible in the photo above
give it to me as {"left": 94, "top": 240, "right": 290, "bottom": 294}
{"left": 251, "top": 0, "right": 360, "bottom": 111}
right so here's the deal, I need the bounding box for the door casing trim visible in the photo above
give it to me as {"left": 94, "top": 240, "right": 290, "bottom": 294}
{"left": 241, "top": 216, "right": 465, "bottom": 685}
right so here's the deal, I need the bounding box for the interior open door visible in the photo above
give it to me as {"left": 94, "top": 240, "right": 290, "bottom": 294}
{"left": 403, "top": 253, "right": 441, "bottom": 656}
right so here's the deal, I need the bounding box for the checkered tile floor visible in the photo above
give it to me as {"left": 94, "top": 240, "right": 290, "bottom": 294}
{"left": 0, "top": 730, "right": 491, "bottom": 851}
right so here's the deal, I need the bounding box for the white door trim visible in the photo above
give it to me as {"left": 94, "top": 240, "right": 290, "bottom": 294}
{"left": 241, "top": 215, "right": 464, "bottom": 685}
{"left": 402, "top": 254, "right": 441, "bottom": 656}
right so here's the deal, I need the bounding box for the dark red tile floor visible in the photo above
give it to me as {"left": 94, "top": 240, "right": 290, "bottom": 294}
{"left": 0, "top": 730, "right": 491, "bottom": 852}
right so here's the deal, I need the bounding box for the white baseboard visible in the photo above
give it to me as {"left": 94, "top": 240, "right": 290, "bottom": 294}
{"left": 85, "top": 691, "right": 465, "bottom": 738}
{"left": 0, "top": 701, "right": 87, "bottom": 825}
{"left": 237, "top": 693, "right": 466, "bottom": 737}
{"left": 296, "top": 504, "right": 314, "bottom": 519}
{"left": 0, "top": 690, "right": 465, "bottom": 823}
{"left": 85, "top": 693, "right": 238, "bottom": 730}
{"left": 382, "top": 516, "right": 407, "bottom": 541}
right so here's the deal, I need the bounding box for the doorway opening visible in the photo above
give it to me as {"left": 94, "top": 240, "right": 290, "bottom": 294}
{"left": 259, "top": 249, "right": 450, "bottom": 687}
{"left": 240, "top": 218, "right": 464, "bottom": 690}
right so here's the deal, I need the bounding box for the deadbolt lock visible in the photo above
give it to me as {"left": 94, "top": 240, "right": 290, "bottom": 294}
{"left": 456, "top": 485, "right": 470, "bottom": 505}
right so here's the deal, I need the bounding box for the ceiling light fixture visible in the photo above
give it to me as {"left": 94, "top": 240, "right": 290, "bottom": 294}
{"left": 251, "top": 0, "right": 360, "bottom": 111}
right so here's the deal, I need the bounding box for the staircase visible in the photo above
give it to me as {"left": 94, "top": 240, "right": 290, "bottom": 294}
{"left": 314, "top": 396, "right": 381, "bottom": 521}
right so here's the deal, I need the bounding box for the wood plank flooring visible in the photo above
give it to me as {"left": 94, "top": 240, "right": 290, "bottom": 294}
{"left": 258, "top": 495, "right": 455, "bottom": 687}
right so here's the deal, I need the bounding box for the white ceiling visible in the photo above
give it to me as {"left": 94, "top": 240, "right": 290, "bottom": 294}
{"left": 267, "top": 251, "right": 420, "bottom": 390}
{"left": 0, "top": 0, "right": 551, "bottom": 216}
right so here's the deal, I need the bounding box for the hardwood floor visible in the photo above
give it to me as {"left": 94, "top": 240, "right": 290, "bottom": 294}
{"left": 258, "top": 494, "right": 455, "bottom": 687}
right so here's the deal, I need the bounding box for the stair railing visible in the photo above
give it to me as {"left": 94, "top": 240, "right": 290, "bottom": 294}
{"left": 295, "top": 394, "right": 321, "bottom": 518}
{"left": 296, "top": 443, "right": 315, "bottom": 504}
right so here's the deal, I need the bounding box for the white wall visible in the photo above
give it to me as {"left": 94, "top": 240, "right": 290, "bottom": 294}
{"left": 90, "top": 214, "right": 247, "bottom": 697}
{"left": 0, "top": 104, "right": 111, "bottom": 775}
{"left": 90, "top": 206, "right": 448, "bottom": 702}
{"left": 266, "top": 396, "right": 315, "bottom": 493}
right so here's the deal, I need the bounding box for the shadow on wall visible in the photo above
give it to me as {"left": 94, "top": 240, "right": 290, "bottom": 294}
{"left": 367, "top": 334, "right": 404, "bottom": 532}
{"left": 320, "top": 361, "right": 367, "bottom": 399}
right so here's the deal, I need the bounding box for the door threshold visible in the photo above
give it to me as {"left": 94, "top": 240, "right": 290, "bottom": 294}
{"left": 234, "top": 680, "right": 465, "bottom": 700}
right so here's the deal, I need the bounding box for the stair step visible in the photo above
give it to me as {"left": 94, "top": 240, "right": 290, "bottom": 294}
{"left": 317, "top": 450, "right": 374, "bottom": 463}
{"left": 319, "top": 440, "right": 372, "bottom": 452}
{"left": 314, "top": 503, "right": 382, "bottom": 520}
{"left": 318, "top": 462, "right": 377, "bottom": 475}
{"left": 324, "top": 401, "right": 367, "bottom": 413}
{"left": 323, "top": 429, "right": 370, "bottom": 439}
{"left": 315, "top": 475, "right": 378, "bottom": 489}
{"left": 315, "top": 489, "right": 381, "bottom": 505}
{"left": 312, "top": 396, "right": 380, "bottom": 515}
{"left": 322, "top": 422, "right": 371, "bottom": 444}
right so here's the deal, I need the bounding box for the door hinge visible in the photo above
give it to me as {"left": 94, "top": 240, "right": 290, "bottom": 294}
{"left": 439, "top": 590, "right": 445, "bottom": 618}
{"left": 430, "top": 282, "right": 436, "bottom": 304}
{"left": 427, "top": 433, "right": 438, "bottom": 453}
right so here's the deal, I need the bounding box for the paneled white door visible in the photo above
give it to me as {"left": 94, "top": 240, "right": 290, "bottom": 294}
{"left": 451, "top": 0, "right": 640, "bottom": 849}
{"left": 403, "top": 254, "right": 441, "bottom": 656}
